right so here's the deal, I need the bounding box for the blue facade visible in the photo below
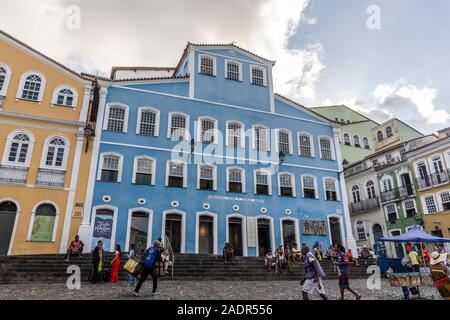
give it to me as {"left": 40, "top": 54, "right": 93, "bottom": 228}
{"left": 86, "top": 45, "right": 349, "bottom": 256}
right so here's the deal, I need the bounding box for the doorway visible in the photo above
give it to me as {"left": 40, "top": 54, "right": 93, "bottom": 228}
{"left": 165, "top": 213, "right": 182, "bottom": 253}
{"left": 400, "top": 173, "right": 414, "bottom": 196}
{"left": 129, "top": 211, "right": 149, "bottom": 255}
{"left": 228, "top": 217, "right": 243, "bottom": 256}
{"left": 390, "top": 230, "right": 404, "bottom": 258}
{"left": 0, "top": 201, "right": 17, "bottom": 255}
{"left": 282, "top": 220, "right": 296, "bottom": 249}
{"left": 329, "top": 217, "right": 342, "bottom": 246}
{"left": 257, "top": 218, "right": 271, "bottom": 257}
{"left": 198, "top": 215, "right": 214, "bottom": 254}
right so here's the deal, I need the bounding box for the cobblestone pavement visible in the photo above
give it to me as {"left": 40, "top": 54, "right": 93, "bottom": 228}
{"left": 0, "top": 279, "right": 444, "bottom": 300}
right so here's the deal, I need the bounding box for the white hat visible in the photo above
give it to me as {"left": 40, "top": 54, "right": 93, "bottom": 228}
{"left": 430, "top": 251, "right": 447, "bottom": 265}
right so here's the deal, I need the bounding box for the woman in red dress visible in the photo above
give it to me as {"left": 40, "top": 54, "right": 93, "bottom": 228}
{"left": 110, "top": 244, "right": 121, "bottom": 283}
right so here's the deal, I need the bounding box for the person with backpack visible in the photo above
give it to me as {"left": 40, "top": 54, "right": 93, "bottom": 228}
{"left": 132, "top": 241, "right": 162, "bottom": 297}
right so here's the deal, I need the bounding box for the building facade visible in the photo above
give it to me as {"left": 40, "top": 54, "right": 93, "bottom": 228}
{"left": 0, "top": 30, "right": 94, "bottom": 255}
{"left": 79, "top": 43, "right": 357, "bottom": 256}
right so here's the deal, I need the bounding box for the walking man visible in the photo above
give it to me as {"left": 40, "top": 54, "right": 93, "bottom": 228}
{"left": 301, "top": 245, "right": 328, "bottom": 300}
{"left": 335, "top": 244, "right": 362, "bottom": 300}
{"left": 132, "top": 241, "right": 162, "bottom": 297}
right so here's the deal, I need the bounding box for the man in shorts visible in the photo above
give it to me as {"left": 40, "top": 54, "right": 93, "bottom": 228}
{"left": 301, "top": 245, "right": 328, "bottom": 300}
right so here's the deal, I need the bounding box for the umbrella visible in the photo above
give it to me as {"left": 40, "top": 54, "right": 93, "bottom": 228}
{"left": 378, "top": 225, "right": 450, "bottom": 243}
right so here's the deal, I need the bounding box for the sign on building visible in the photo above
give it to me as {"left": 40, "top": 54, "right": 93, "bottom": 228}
{"left": 302, "top": 220, "right": 327, "bottom": 235}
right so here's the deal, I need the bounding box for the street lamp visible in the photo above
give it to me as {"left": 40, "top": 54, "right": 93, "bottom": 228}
{"left": 279, "top": 151, "right": 286, "bottom": 165}
{"left": 83, "top": 125, "right": 94, "bottom": 153}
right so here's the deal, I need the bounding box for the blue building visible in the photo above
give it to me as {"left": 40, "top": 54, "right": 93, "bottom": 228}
{"left": 79, "top": 43, "right": 357, "bottom": 256}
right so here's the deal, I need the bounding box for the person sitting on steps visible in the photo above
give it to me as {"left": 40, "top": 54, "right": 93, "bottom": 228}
{"left": 65, "top": 235, "right": 84, "bottom": 261}
{"left": 223, "top": 243, "right": 234, "bottom": 265}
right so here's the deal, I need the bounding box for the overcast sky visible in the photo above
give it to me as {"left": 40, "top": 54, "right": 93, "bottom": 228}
{"left": 1, "top": 0, "right": 448, "bottom": 134}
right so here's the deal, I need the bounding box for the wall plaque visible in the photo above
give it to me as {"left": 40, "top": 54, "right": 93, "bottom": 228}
{"left": 302, "top": 220, "right": 327, "bottom": 235}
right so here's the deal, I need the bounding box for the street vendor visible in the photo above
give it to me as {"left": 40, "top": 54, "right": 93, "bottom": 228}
{"left": 430, "top": 251, "right": 450, "bottom": 298}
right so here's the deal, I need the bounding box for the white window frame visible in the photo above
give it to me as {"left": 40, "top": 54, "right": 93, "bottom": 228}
{"left": 226, "top": 166, "right": 246, "bottom": 193}
{"left": 39, "top": 135, "right": 70, "bottom": 171}
{"left": 402, "top": 199, "right": 417, "bottom": 218}
{"left": 437, "top": 189, "right": 450, "bottom": 212}
{"left": 224, "top": 59, "right": 243, "bottom": 81}
{"left": 16, "top": 70, "right": 46, "bottom": 102}
{"left": 343, "top": 133, "right": 351, "bottom": 146}
{"left": 252, "top": 125, "right": 270, "bottom": 152}
{"left": 132, "top": 156, "right": 156, "bottom": 185}
{"left": 366, "top": 180, "right": 377, "bottom": 199}
{"left": 362, "top": 137, "right": 370, "bottom": 149}
{"left": 301, "top": 174, "right": 318, "bottom": 199}
{"left": 353, "top": 134, "right": 361, "bottom": 147}
{"left": 225, "top": 120, "right": 245, "bottom": 148}
{"left": 355, "top": 220, "right": 366, "bottom": 241}
{"left": 318, "top": 135, "right": 335, "bottom": 160}
{"left": 1, "top": 129, "right": 35, "bottom": 167}
{"left": 421, "top": 194, "right": 438, "bottom": 214}
{"left": 27, "top": 200, "right": 60, "bottom": 242}
{"left": 323, "top": 177, "right": 340, "bottom": 201}
{"left": 165, "top": 160, "right": 188, "bottom": 188}
{"left": 51, "top": 85, "right": 78, "bottom": 108}
{"left": 351, "top": 185, "right": 361, "bottom": 203}
{"left": 277, "top": 172, "right": 296, "bottom": 197}
{"left": 297, "top": 132, "right": 315, "bottom": 157}
{"left": 197, "top": 116, "right": 218, "bottom": 144}
{"left": 0, "top": 63, "right": 12, "bottom": 97}
{"left": 253, "top": 169, "right": 272, "bottom": 196}
{"left": 250, "top": 65, "right": 267, "bottom": 86}
{"left": 197, "top": 164, "right": 217, "bottom": 191}
{"left": 96, "top": 152, "right": 124, "bottom": 182}
{"left": 167, "top": 112, "right": 190, "bottom": 141}
{"left": 380, "top": 176, "right": 394, "bottom": 192}
{"left": 384, "top": 203, "right": 398, "bottom": 220}
{"left": 103, "top": 102, "right": 129, "bottom": 133}
{"left": 136, "top": 107, "right": 160, "bottom": 137}
{"left": 275, "top": 128, "right": 293, "bottom": 154}
{"left": 198, "top": 54, "right": 217, "bottom": 76}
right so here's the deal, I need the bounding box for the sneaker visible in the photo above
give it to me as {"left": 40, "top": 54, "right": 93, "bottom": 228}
{"left": 152, "top": 291, "right": 160, "bottom": 296}
{"left": 132, "top": 291, "right": 139, "bottom": 297}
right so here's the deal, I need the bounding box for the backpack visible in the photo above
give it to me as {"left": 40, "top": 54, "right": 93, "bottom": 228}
{"left": 142, "top": 247, "right": 160, "bottom": 269}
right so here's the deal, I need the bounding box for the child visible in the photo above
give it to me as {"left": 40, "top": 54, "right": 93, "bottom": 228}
{"left": 161, "top": 250, "right": 170, "bottom": 274}
{"left": 126, "top": 244, "right": 136, "bottom": 286}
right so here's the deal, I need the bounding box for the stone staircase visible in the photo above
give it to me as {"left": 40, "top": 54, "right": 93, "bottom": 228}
{"left": 0, "top": 254, "right": 374, "bottom": 284}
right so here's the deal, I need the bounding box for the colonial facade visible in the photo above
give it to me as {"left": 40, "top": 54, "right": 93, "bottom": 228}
{"left": 79, "top": 43, "right": 357, "bottom": 256}
{"left": 0, "top": 30, "right": 93, "bottom": 255}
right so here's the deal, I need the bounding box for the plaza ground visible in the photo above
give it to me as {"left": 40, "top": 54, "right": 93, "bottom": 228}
{"left": 0, "top": 279, "right": 444, "bottom": 300}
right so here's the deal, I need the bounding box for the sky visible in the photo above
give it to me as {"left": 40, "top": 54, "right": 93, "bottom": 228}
{"left": 1, "top": 0, "right": 448, "bottom": 134}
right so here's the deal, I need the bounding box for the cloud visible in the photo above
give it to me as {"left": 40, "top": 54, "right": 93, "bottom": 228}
{"left": 0, "top": 0, "right": 324, "bottom": 104}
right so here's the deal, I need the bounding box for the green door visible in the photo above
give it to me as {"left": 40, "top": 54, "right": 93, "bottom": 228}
{"left": 0, "top": 201, "right": 17, "bottom": 255}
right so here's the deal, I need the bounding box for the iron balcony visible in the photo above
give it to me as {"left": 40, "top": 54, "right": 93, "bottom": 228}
{"left": 350, "top": 197, "right": 380, "bottom": 215}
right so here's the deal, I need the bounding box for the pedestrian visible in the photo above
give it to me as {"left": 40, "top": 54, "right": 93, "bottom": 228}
{"left": 407, "top": 246, "right": 422, "bottom": 272}
{"left": 90, "top": 240, "right": 104, "bottom": 283}
{"left": 110, "top": 244, "right": 121, "bottom": 283}
{"left": 335, "top": 244, "right": 362, "bottom": 300}
{"left": 132, "top": 241, "right": 162, "bottom": 297}
{"left": 429, "top": 251, "right": 449, "bottom": 298}
{"left": 300, "top": 245, "right": 328, "bottom": 300}
{"left": 126, "top": 244, "right": 136, "bottom": 286}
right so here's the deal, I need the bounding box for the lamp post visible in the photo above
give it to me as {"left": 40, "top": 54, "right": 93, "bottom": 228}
{"left": 83, "top": 125, "right": 94, "bottom": 153}
{"left": 278, "top": 151, "right": 286, "bottom": 165}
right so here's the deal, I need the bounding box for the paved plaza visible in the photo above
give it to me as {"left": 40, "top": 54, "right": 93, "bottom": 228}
{"left": 0, "top": 279, "right": 444, "bottom": 300}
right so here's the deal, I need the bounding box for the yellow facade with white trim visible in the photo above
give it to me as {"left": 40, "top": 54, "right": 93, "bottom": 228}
{"left": 0, "top": 30, "right": 93, "bottom": 255}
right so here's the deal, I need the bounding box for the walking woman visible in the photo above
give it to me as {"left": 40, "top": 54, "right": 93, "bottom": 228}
{"left": 335, "top": 244, "right": 362, "bottom": 300}
{"left": 110, "top": 244, "right": 121, "bottom": 283}
{"left": 90, "top": 240, "right": 104, "bottom": 283}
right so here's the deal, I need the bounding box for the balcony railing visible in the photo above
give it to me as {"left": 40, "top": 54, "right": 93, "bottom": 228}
{"left": 36, "top": 168, "right": 66, "bottom": 188}
{"left": 0, "top": 165, "right": 28, "bottom": 184}
{"left": 350, "top": 197, "right": 380, "bottom": 215}
{"left": 416, "top": 170, "right": 450, "bottom": 190}
{"left": 380, "top": 185, "right": 414, "bottom": 203}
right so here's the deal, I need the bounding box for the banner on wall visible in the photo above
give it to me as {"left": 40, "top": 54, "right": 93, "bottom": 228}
{"left": 302, "top": 220, "right": 327, "bottom": 236}
{"left": 92, "top": 214, "right": 113, "bottom": 250}
{"left": 31, "top": 215, "right": 55, "bottom": 242}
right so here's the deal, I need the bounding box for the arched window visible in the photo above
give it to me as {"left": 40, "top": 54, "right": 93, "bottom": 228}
{"left": 363, "top": 137, "right": 370, "bottom": 149}
{"left": 30, "top": 203, "right": 57, "bottom": 242}
{"left": 343, "top": 133, "right": 351, "bottom": 146}
{"left": 356, "top": 221, "right": 366, "bottom": 240}
{"left": 20, "top": 74, "right": 43, "bottom": 101}
{"left": 377, "top": 131, "right": 383, "bottom": 142}
{"left": 366, "top": 181, "right": 376, "bottom": 199}
{"left": 226, "top": 121, "right": 244, "bottom": 148}
{"left": 52, "top": 86, "right": 78, "bottom": 107}
{"left": 353, "top": 135, "right": 360, "bottom": 148}
{"left": 352, "top": 185, "right": 361, "bottom": 203}
{"left": 386, "top": 126, "right": 393, "bottom": 138}
{"left": 0, "top": 67, "right": 7, "bottom": 92}
{"left": 7, "top": 133, "right": 31, "bottom": 164}
{"left": 0, "top": 64, "right": 12, "bottom": 96}
{"left": 278, "top": 129, "right": 292, "bottom": 154}
{"left": 198, "top": 117, "right": 217, "bottom": 144}
{"left": 168, "top": 112, "right": 189, "bottom": 140}
{"left": 43, "top": 137, "right": 68, "bottom": 169}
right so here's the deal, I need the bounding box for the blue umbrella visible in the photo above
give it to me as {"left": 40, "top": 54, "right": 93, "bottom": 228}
{"left": 378, "top": 225, "right": 450, "bottom": 243}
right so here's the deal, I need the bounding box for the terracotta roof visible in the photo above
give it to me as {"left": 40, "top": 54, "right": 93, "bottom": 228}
{"left": 110, "top": 66, "right": 176, "bottom": 79}
{"left": 0, "top": 29, "right": 89, "bottom": 82}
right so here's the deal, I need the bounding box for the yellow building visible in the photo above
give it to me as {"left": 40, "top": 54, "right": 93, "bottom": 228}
{"left": 406, "top": 135, "right": 450, "bottom": 238}
{"left": 0, "top": 30, "right": 94, "bottom": 255}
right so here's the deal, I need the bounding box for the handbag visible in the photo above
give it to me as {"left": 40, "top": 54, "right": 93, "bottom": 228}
{"left": 123, "top": 258, "right": 141, "bottom": 274}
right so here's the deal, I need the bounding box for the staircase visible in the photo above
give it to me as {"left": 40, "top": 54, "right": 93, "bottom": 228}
{"left": 0, "top": 254, "right": 374, "bottom": 284}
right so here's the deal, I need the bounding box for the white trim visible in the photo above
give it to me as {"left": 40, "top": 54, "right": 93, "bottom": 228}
{"left": 125, "top": 208, "right": 153, "bottom": 251}
{"left": 368, "top": 221, "right": 386, "bottom": 247}
{"left": 226, "top": 166, "right": 246, "bottom": 193}
{"left": 254, "top": 215, "right": 275, "bottom": 256}
{"left": 198, "top": 54, "right": 217, "bottom": 76}
{"left": 132, "top": 156, "right": 156, "bottom": 185}
{"left": 51, "top": 85, "right": 78, "bottom": 108}
{"left": 323, "top": 176, "right": 340, "bottom": 201}
{"left": 91, "top": 204, "right": 118, "bottom": 252}
{"left": 401, "top": 198, "right": 418, "bottom": 218}
{"left": 352, "top": 134, "right": 361, "bottom": 147}
{"left": 250, "top": 65, "right": 267, "bottom": 86}
{"left": 275, "top": 128, "right": 293, "bottom": 154}
{"left": 165, "top": 159, "right": 188, "bottom": 188}
{"left": 0, "top": 63, "right": 12, "bottom": 97}
{"left": 195, "top": 211, "right": 218, "bottom": 254}
{"left": 0, "top": 197, "right": 21, "bottom": 255}
{"left": 197, "top": 164, "right": 217, "bottom": 191}
{"left": 136, "top": 106, "right": 160, "bottom": 137}
{"left": 277, "top": 172, "right": 296, "bottom": 197}
{"left": 301, "top": 174, "right": 319, "bottom": 199}
{"left": 79, "top": 85, "right": 92, "bottom": 123}
{"left": 436, "top": 189, "right": 450, "bottom": 212}
{"left": 194, "top": 47, "right": 271, "bottom": 67}
{"left": 354, "top": 220, "right": 367, "bottom": 241}
{"left": 39, "top": 134, "right": 70, "bottom": 171}
{"left": 196, "top": 116, "right": 219, "bottom": 144}
{"left": 362, "top": 136, "right": 371, "bottom": 150}
{"left": 253, "top": 169, "right": 272, "bottom": 196}
{"left": 224, "top": 59, "right": 243, "bottom": 82}
{"left": 318, "top": 135, "right": 336, "bottom": 160}
{"left": 384, "top": 203, "right": 399, "bottom": 221}
{"left": 16, "top": 70, "right": 46, "bottom": 102}
{"left": 162, "top": 209, "right": 186, "bottom": 253}
{"left": 103, "top": 102, "right": 129, "bottom": 133}
{"left": 167, "top": 111, "right": 190, "bottom": 141}
{"left": 326, "top": 214, "right": 345, "bottom": 247}
{"left": 225, "top": 213, "right": 248, "bottom": 256}
{"left": 252, "top": 124, "right": 270, "bottom": 151}
{"left": 421, "top": 193, "right": 439, "bottom": 214}
{"left": 188, "top": 48, "right": 196, "bottom": 99}
{"left": 225, "top": 120, "right": 245, "bottom": 148}
{"left": 297, "top": 131, "right": 315, "bottom": 157}
{"left": 0, "top": 113, "right": 83, "bottom": 129}
{"left": 1, "top": 129, "right": 35, "bottom": 167}
{"left": 27, "top": 200, "right": 60, "bottom": 242}
{"left": 97, "top": 152, "right": 124, "bottom": 182}
{"left": 280, "top": 216, "right": 300, "bottom": 249}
